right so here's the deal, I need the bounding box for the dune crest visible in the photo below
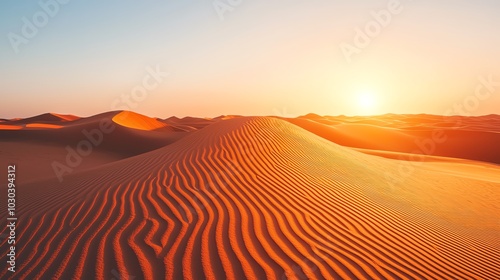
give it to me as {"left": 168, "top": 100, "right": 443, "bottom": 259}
{"left": 112, "top": 111, "right": 169, "bottom": 131}
{"left": 49, "top": 113, "right": 80, "bottom": 122}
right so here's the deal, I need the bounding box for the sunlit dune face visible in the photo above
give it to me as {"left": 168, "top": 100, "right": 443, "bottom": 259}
{"left": 112, "top": 111, "right": 167, "bottom": 131}
{"left": 26, "top": 123, "right": 63, "bottom": 129}
{"left": 0, "top": 124, "right": 23, "bottom": 130}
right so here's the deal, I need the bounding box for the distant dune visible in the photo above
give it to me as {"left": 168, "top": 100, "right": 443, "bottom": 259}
{"left": 286, "top": 114, "right": 500, "bottom": 164}
{"left": 112, "top": 111, "right": 172, "bottom": 131}
{"left": 0, "top": 114, "right": 498, "bottom": 279}
{"left": 162, "top": 116, "right": 217, "bottom": 130}
{"left": 8, "top": 113, "right": 80, "bottom": 124}
{"left": 0, "top": 111, "right": 188, "bottom": 183}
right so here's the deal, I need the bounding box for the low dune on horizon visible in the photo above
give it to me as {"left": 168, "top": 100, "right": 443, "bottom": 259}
{"left": 0, "top": 111, "right": 499, "bottom": 279}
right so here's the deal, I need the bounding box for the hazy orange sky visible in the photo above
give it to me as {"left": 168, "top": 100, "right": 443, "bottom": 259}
{"left": 1, "top": 0, "right": 499, "bottom": 118}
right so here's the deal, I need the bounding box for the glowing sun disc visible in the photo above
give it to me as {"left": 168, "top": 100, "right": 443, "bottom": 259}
{"left": 357, "top": 91, "right": 377, "bottom": 110}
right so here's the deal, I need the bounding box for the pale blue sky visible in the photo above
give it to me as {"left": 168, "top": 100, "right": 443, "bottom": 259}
{"left": 1, "top": 0, "right": 499, "bottom": 118}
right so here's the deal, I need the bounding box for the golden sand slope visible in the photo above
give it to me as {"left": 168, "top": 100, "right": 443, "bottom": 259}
{"left": 112, "top": 111, "right": 169, "bottom": 131}
{"left": 0, "top": 117, "right": 499, "bottom": 279}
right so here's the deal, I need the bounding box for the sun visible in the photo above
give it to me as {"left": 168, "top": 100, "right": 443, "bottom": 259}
{"left": 356, "top": 91, "right": 378, "bottom": 114}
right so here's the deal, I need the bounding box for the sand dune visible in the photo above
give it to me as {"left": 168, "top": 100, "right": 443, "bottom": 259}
{"left": 0, "top": 111, "right": 186, "bottom": 153}
{"left": 0, "top": 111, "right": 188, "bottom": 183}
{"left": 8, "top": 113, "right": 80, "bottom": 124}
{"left": 289, "top": 114, "right": 500, "bottom": 164}
{"left": 113, "top": 111, "right": 171, "bottom": 131}
{"left": 0, "top": 141, "right": 123, "bottom": 184}
{"left": 1, "top": 116, "right": 498, "bottom": 279}
{"left": 49, "top": 113, "right": 80, "bottom": 122}
{"left": 163, "top": 116, "right": 218, "bottom": 130}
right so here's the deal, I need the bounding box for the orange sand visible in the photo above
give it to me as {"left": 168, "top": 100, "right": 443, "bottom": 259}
{"left": 0, "top": 114, "right": 498, "bottom": 279}
{"left": 112, "top": 111, "right": 169, "bottom": 131}
{"left": 0, "top": 124, "right": 23, "bottom": 130}
{"left": 25, "top": 123, "right": 63, "bottom": 129}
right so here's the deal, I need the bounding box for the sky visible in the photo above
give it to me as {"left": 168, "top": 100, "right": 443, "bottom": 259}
{"left": 1, "top": 0, "right": 499, "bottom": 118}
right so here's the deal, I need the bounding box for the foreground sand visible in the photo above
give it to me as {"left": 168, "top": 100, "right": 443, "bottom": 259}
{"left": 0, "top": 114, "right": 499, "bottom": 279}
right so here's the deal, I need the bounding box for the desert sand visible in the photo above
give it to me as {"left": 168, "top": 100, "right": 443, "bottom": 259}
{"left": 0, "top": 112, "right": 499, "bottom": 279}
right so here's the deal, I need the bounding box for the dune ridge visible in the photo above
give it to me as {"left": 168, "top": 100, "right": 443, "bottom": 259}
{"left": 8, "top": 113, "right": 80, "bottom": 124}
{"left": 1, "top": 117, "right": 498, "bottom": 279}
